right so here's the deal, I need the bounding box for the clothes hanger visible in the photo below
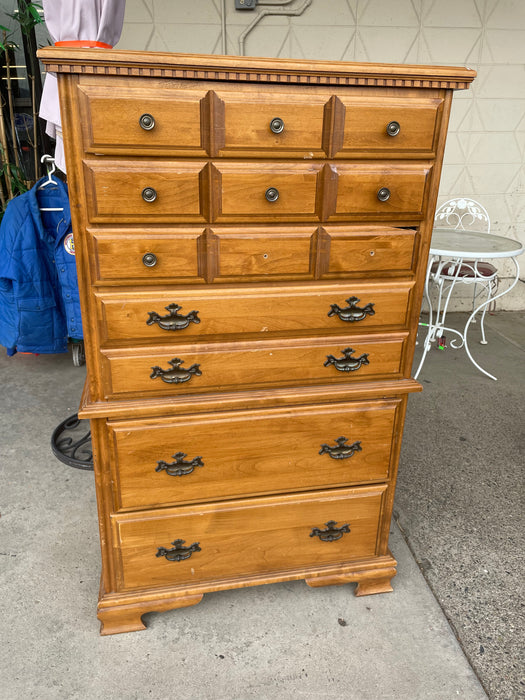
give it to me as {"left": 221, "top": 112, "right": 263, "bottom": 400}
{"left": 38, "top": 155, "right": 64, "bottom": 212}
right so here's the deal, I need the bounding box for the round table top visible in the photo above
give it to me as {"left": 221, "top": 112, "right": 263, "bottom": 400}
{"left": 430, "top": 228, "right": 524, "bottom": 259}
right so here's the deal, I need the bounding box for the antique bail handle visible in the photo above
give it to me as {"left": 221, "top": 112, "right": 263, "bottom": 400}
{"left": 146, "top": 303, "right": 201, "bottom": 331}
{"left": 324, "top": 347, "right": 370, "bottom": 372}
{"left": 310, "top": 520, "right": 350, "bottom": 542}
{"left": 150, "top": 357, "right": 202, "bottom": 384}
{"left": 327, "top": 296, "right": 375, "bottom": 323}
{"left": 156, "top": 539, "right": 201, "bottom": 562}
{"left": 156, "top": 452, "right": 204, "bottom": 477}
{"left": 319, "top": 437, "right": 362, "bottom": 460}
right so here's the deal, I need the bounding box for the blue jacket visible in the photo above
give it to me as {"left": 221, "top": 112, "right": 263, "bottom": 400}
{"left": 0, "top": 176, "right": 83, "bottom": 355}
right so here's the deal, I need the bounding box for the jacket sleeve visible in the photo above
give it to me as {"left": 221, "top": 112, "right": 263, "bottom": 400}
{"left": 0, "top": 205, "right": 20, "bottom": 354}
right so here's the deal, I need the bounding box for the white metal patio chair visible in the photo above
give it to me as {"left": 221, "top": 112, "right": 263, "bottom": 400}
{"left": 431, "top": 197, "right": 498, "bottom": 345}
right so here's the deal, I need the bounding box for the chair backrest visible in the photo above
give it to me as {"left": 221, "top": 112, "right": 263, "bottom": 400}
{"left": 434, "top": 198, "right": 490, "bottom": 233}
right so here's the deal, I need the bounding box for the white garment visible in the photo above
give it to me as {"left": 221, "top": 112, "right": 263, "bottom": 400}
{"left": 40, "top": 0, "right": 126, "bottom": 172}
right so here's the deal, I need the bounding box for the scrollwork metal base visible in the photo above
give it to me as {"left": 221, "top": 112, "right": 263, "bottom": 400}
{"left": 50, "top": 413, "right": 93, "bottom": 470}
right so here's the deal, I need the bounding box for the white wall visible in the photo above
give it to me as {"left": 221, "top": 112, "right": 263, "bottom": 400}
{"left": 119, "top": 0, "right": 525, "bottom": 309}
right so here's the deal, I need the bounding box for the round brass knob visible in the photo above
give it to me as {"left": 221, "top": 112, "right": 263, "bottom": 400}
{"left": 270, "top": 117, "right": 284, "bottom": 134}
{"left": 265, "top": 187, "right": 279, "bottom": 203}
{"left": 139, "top": 113, "right": 155, "bottom": 131}
{"left": 386, "top": 121, "right": 400, "bottom": 137}
{"left": 142, "top": 187, "right": 157, "bottom": 203}
{"left": 142, "top": 253, "right": 157, "bottom": 267}
{"left": 377, "top": 187, "right": 391, "bottom": 202}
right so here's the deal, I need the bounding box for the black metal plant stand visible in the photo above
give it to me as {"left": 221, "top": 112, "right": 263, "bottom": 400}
{"left": 51, "top": 413, "right": 93, "bottom": 470}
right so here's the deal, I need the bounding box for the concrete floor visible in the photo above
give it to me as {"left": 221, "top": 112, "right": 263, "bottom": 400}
{"left": 397, "top": 311, "right": 525, "bottom": 700}
{"left": 1, "top": 312, "right": 522, "bottom": 699}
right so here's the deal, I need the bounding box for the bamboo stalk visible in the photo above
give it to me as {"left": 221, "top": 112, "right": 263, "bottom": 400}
{"left": 0, "top": 167, "right": 7, "bottom": 209}
{"left": 4, "top": 40, "right": 22, "bottom": 172}
{"left": 0, "top": 33, "right": 13, "bottom": 199}
{"left": 30, "top": 72, "right": 37, "bottom": 182}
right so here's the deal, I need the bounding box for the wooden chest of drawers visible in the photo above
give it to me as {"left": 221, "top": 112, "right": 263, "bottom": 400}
{"left": 39, "top": 48, "right": 475, "bottom": 635}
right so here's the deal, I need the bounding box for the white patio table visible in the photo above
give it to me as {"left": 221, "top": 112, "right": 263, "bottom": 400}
{"left": 413, "top": 228, "right": 524, "bottom": 381}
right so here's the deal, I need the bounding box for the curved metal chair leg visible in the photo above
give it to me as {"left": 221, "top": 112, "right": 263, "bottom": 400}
{"left": 51, "top": 413, "right": 93, "bottom": 470}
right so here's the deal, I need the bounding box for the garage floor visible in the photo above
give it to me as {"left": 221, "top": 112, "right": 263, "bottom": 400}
{"left": 1, "top": 311, "right": 522, "bottom": 699}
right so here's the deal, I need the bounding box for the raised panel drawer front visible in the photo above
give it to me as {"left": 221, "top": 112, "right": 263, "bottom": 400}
{"left": 109, "top": 400, "right": 399, "bottom": 510}
{"left": 113, "top": 485, "right": 386, "bottom": 590}
{"left": 335, "top": 95, "right": 443, "bottom": 157}
{"left": 331, "top": 164, "right": 431, "bottom": 221}
{"left": 96, "top": 281, "right": 413, "bottom": 344}
{"left": 91, "top": 228, "right": 206, "bottom": 283}
{"left": 78, "top": 82, "right": 206, "bottom": 155}
{"left": 215, "top": 163, "right": 322, "bottom": 222}
{"left": 217, "top": 89, "right": 326, "bottom": 157}
{"left": 83, "top": 160, "right": 206, "bottom": 223}
{"left": 319, "top": 226, "right": 416, "bottom": 277}
{"left": 101, "top": 333, "right": 407, "bottom": 398}
{"left": 211, "top": 226, "right": 316, "bottom": 280}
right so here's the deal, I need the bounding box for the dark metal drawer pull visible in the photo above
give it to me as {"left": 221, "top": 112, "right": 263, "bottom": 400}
{"left": 386, "top": 120, "right": 400, "bottom": 136}
{"left": 142, "top": 187, "right": 157, "bottom": 202}
{"left": 270, "top": 117, "right": 284, "bottom": 134}
{"left": 142, "top": 252, "right": 157, "bottom": 267}
{"left": 319, "top": 437, "right": 362, "bottom": 460}
{"left": 328, "top": 296, "right": 375, "bottom": 323}
{"left": 139, "top": 113, "right": 155, "bottom": 130}
{"left": 310, "top": 520, "right": 350, "bottom": 542}
{"left": 150, "top": 358, "right": 201, "bottom": 384}
{"left": 146, "top": 303, "right": 200, "bottom": 331}
{"left": 156, "top": 452, "right": 204, "bottom": 477}
{"left": 377, "top": 187, "right": 391, "bottom": 202}
{"left": 265, "top": 187, "right": 279, "bottom": 202}
{"left": 156, "top": 539, "right": 201, "bottom": 562}
{"left": 324, "top": 347, "right": 369, "bottom": 372}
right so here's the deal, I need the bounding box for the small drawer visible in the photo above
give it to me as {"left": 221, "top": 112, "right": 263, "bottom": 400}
{"left": 319, "top": 226, "right": 416, "bottom": 277}
{"left": 83, "top": 160, "right": 207, "bottom": 223}
{"left": 213, "top": 163, "right": 322, "bottom": 222}
{"left": 211, "top": 226, "right": 316, "bottom": 281}
{"left": 334, "top": 95, "right": 442, "bottom": 158}
{"left": 109, "top": 399, "right": 399, "bottom": 510}
{"left": 100, "top": 333, "right": 407, "bottom": 399}
{"left": 112, "top": 485, "right": 386, "bottom": 590}
{"left": 96, "top": 281, "right": 413, "bottom": 344}
{"left": 331, "top": 164, "right": 431, "bottom": 221}
{"left": 78, "top": 82, "right": 207, "bottom": 156}
{"left": 217, "top": 90, "right": 327, "bottom": 158}
{"left": 90, "top": 228, "right": 206, "bottom": 284}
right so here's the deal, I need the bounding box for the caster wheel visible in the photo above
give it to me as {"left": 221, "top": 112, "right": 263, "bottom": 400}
{"left": 72, "top": 341, "right": 85, "bottom": 367}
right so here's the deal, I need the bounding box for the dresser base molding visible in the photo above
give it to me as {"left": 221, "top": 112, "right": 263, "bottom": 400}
{"left": 97, "top": 552, "right": 397, "bottom": 635}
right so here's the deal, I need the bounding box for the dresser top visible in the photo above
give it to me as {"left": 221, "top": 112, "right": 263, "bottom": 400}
{"left": 37, "top": 47, "right": 476, "bottom": 90}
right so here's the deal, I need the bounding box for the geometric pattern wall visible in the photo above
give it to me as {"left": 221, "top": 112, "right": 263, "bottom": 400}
{"left": 120, "top": 0, "right": 525, "bottom": 308}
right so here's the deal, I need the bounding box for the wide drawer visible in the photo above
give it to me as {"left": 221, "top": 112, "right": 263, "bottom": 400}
{"left": 100, "top": 333, "right": 407, "bottom": 398}
{"left": 112, "top": 485, "right": 386, "bottom": 590}
{"left": 89, "top": 225, "right": 417, "bottom": 284}
{"left": 109, "top": 399, "right": 399, "bottom": 510}
{"left": 96, "top": 281, "right": 414, "bottom": 344}
{"left": 78, "top": 83, "right": 207, "bottom": 156}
